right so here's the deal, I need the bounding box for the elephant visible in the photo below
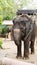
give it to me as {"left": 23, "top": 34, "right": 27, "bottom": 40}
{"left": 12, "top": 14, "right": 36, "bottom": 59}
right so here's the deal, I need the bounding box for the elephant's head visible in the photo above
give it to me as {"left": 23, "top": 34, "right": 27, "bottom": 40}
{"left": 12, "top": 14, "right": 32, "bottom": 45}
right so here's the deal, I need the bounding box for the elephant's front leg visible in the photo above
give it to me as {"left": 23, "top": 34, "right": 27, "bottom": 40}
{"left": 16, "top": 41, "right": 22, "bottom": 58}
{"left": 23, "top": 39, "right": 29, "bottom": 59}
{"left": 30, "top": 40, "right": 35, "bottom": 54}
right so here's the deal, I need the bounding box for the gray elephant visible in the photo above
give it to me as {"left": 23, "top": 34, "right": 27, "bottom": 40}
{"left": 12, "top": 14, "right": 36, "bottom": 59}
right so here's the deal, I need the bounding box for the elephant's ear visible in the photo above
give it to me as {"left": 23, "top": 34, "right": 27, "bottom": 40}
{"left": 13, "top": 19, "right": 15, "bottom": 24}
{"left": 13, "top": 18, "right": 15, "bottom": 24}
{"left": 13, "top": 16, "right": 16, "bottom": 24}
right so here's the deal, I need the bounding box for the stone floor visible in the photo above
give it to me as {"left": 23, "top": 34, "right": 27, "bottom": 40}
{"left": 0, "top": 37, "right": 37, "bottom": 65}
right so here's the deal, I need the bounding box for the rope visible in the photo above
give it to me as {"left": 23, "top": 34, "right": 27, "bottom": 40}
{"left": 24, "top": 28, "right": 33, "bottom": 40}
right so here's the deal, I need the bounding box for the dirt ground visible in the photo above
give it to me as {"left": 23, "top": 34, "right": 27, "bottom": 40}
{"left": 0, "top": 37, "right": 37, "bottom": 64}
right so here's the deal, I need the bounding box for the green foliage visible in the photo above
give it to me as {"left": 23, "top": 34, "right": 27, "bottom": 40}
{"left": 0, "top": 15, "right": 3, "bottom": 24}
{"left": 0, "top": 25, "right": 8, "bottom": 34}
{"left": 0, "top": 39, "right": 3, "bottom": 49}
{"left": 0, "top": 25, "right": 8, "bottom": 36}
{"left": 0, "top": 0, "right": 34, "bottom": 20}
{"left": 0, "top": 0, "right": 17, "bottom": 20}
{"left": 1, "top": 25, "right": 8, "bottom": 34}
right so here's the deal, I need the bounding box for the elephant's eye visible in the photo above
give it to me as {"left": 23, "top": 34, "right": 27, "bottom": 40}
{"left": 21, "top": 21, "right": 23, "bottom": 22}
{"left": 21, "top": 20, "right": 25, "bottom": 23}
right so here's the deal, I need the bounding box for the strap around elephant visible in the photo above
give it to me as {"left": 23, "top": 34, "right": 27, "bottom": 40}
{"left": 24, "top": 28, "right": 33, "bottom": 40}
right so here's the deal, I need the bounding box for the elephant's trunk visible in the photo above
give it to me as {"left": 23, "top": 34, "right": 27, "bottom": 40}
{"left": 13, "top": 28, "right": 21, "bottom": 40}
{"left": 12, "top": 23, "right": 21, "bottom": 46}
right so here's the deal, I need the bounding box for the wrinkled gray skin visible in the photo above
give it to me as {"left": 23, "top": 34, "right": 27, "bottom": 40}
{"left": 12, "top": 15, "right": 36, "bottom": 59}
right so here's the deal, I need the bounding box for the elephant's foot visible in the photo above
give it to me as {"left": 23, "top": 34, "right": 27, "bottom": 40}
{"left": 22, "top": 56, "right": 25, "bottom": 59}
{"left": 16, "top": 56, "right": 18, "bottom": 58}
{"left": 23, "top": 55, "right": 29, "bottom": 60}
{"left": 31, "top": 51, "right": 34, "bottom": 54}
{"left": 31, "top": 49, "right": 35, "bottom": 54}
{"left": 25, "top": 56, "right": 29, "bottom": 60}
{"left": 16, "top": 56, "right": 22, "bottom": 59}
{"left": 23, "top": 56, "right": 29, "bottom": 60}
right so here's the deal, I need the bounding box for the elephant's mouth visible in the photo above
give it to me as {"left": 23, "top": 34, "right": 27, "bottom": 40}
{"left": 14, "top": 29, "right": 20, "bottom": 32}
{"left": 13, "top": 28, "right": 21, "bottom": 40}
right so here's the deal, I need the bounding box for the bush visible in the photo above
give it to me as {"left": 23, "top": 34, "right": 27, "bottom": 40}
{"left": 1, "top": 25, "right": 8, "bottom": 34}
{"left": 3, "top": 13, "right": 16, "bottom": 20}
{"left": 0, "top": 15, "right": 3, "bottom": 24}
{"left": 4, "top": 15, "right": 10, "bottom": 20}
{"left": 0, "top": 39, "right": 3, "bottom": 49}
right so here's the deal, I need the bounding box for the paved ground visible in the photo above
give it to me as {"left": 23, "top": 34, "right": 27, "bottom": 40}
{"left": 0, "top": 37, "right": 37, "bottom": 64}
